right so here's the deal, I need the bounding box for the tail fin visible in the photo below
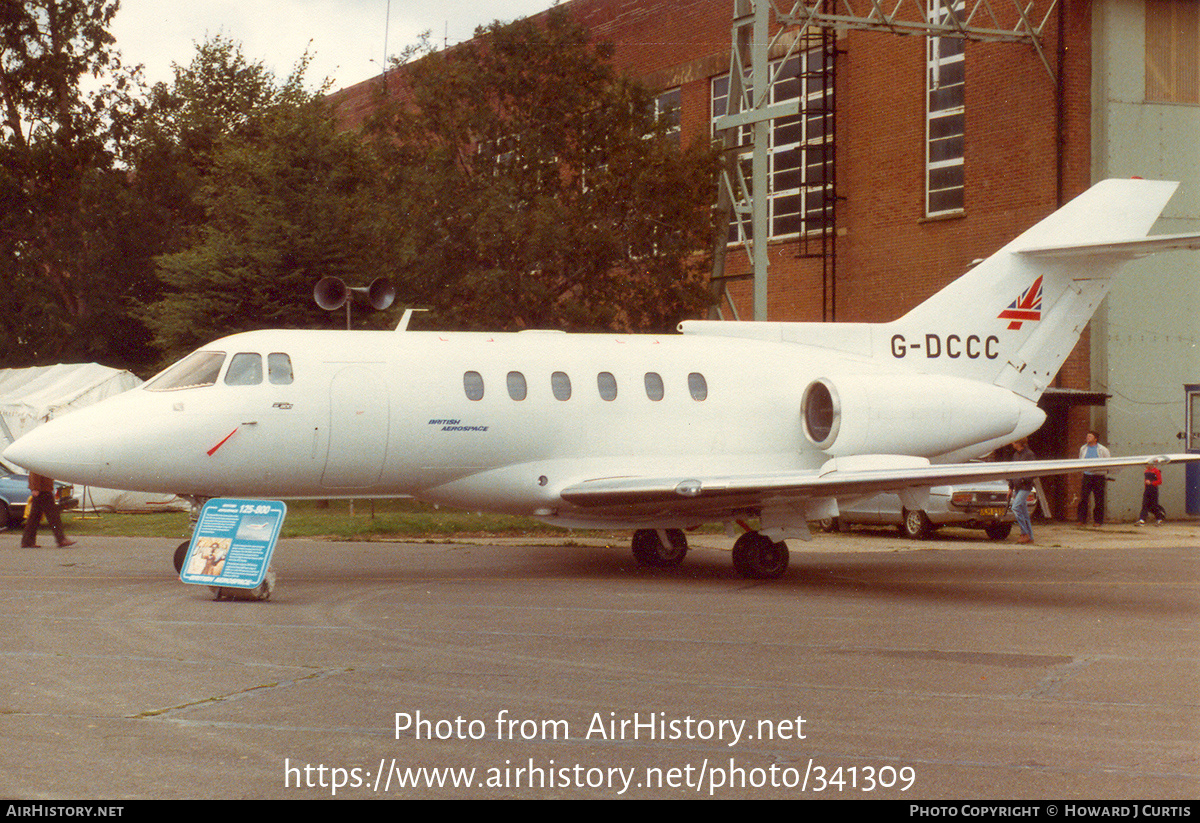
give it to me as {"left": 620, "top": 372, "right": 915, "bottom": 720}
{"left": 679, "top": 179, "right": 1199, "bottom": 397}
{"left": 890, "top": 178, "right": 1192, "bottom": 400}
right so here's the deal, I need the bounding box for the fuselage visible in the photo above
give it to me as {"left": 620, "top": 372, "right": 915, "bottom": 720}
{"left": 4, "top": 326, "right": 1042, "bottom": 526}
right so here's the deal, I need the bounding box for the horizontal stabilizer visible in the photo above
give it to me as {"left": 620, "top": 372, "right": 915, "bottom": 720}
{"left": 1019, "top": 232, "right": 1200, "bottom": 259}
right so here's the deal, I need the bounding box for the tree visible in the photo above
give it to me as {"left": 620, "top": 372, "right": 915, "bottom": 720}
{"left": 0, "top": 0, "right": 149, "bottom": 368}
{"left": 138, "top": 39, "right": 392, "bottom": 360}
{"left": 368, "top": 10, "right": 718, "bottom": 333}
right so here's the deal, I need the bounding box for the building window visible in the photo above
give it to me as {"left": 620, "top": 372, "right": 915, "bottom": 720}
{"left": 711, "top": 46, "right": 834, "bottom": 242}
{"left": 654, "top": 88, "right": 682, "bottom": 147}
{"left": 927, "top": 0, "right": 965, "bottom": 216}
{"left": 1147, "top": 0, "right": 1200, "bottom": 104}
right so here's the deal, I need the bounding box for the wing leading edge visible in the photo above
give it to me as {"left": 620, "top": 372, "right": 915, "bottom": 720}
{"left": 558, "top": 453, "right": 1200, "bottom": 520}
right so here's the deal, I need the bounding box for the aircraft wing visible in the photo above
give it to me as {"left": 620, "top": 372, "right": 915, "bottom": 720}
{"left": 558, "top": 453, "right": 1200, "bottom": 519}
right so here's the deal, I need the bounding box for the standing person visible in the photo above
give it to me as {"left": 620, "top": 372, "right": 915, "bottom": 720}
{"left": 1137, "top": 462, "right": 1167, "bottom": 526}
{"left": 20, "top": 472, "right": 75, "bottom": 548}
{"left": 1008, "top": 439, "right": 1037, "bottom": 544}
{"left": 1076, "top": 430, "right": 1110, "bottom": 526}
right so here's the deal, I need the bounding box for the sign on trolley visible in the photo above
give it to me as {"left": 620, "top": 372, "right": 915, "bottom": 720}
{"left": 180, "top": 498, "right": 286, "bottom": 597}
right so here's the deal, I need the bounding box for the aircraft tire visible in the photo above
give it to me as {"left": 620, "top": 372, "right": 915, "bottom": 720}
{"left": 902, "top": 509, "right": 933, "bottom": 539}
{"left": 731, "top": 531, "right": 789, "bottom": 579}
{"left": 631, "top": 528, "right": 688, "bottom": 568}
{"left": 0, "top": 501, "right": 8, "bottom": 530}
{"left": 985, "top": 522, "right": 1013, "bottom": 540}
{"left": 173, "top": 541, "right": 189, "bottom": 574}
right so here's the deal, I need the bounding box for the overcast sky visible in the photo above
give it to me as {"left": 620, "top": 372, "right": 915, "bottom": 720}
{"left": 110, "top": 0, "right": 559, "bottom": 92}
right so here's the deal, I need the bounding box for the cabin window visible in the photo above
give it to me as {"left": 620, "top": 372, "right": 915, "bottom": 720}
{"left": 644, "top": 372, "right": 664, "bottom": 401}
{"left": 463, "top": 371, "right": 485, "bottom": 401}
{"left": 507, "top": 371, "right": 527, "bottom": 401}
{"left": 225, "top": 353, "right": 263, "bottom": 385}
{"left": 597, "top": 372, "right": 618, "bottom": 401}
{"left": 145, "top": 351, "right": 226, "bottom": 392}
{"left": 688, "top": 372, "right": 708, "bottom": 401}
{"left": 268, "top": 353, "right": 293, "bottom": 385}
{"left": 551, "top": 371, "right": 572, "bottom": 401}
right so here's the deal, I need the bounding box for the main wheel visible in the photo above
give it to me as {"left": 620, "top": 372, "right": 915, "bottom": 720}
{"left": 984, "top": 522, "right": 1013, "bottom": 540}
{"left": 902, "top": 509, "right": 933, "bottom": 539}
{"left": 631, "top": 528, "right": 688, "bottom": 568}
{"left": 731, "top": 531, "right": 789, "bottom": 579}
{"left": 173, "top": 541, "right": 190, "bottom": 574}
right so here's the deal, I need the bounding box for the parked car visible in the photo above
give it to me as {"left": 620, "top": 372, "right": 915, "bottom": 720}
{"left": 822, "top": 480, "right": 1036, "bottom": 540}
{"left": 0, "top": 473, "right": 77, "bottom": 529}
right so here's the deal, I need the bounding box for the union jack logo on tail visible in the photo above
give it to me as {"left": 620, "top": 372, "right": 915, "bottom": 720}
{"left": 997, "top": 275, "right": 1043, "bottom": 330}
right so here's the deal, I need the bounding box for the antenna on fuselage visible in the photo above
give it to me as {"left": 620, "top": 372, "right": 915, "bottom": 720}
{"left": 396, "top": 308, "right": 429, "bottom": 331}
{"left": 314, "top": 277, "right": 395, "bottom": 329}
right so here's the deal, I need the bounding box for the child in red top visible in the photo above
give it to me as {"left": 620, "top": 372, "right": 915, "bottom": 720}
{"left": 1137, "top": 464, "right": 1167, "bottom": 525}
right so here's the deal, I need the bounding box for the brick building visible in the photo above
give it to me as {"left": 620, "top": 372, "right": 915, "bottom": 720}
{"left": 330, "top": 0, "right": 1200, "bottom": 520}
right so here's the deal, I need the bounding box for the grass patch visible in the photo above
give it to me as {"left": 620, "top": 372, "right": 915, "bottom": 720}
{"left": 59, "top": 498, "right": 577, "bottom": 541}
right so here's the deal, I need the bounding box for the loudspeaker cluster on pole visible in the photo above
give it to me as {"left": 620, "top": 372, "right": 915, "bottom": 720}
{"left": 314, "top": 277, "right": 395, "bottom": 329}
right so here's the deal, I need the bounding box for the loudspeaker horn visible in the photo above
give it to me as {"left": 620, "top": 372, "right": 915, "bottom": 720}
{"left": 314, "top": 276, "right": 348, "bottom": 310}
{"left": 363, "top": 277, "right": 396, "bottom": 311}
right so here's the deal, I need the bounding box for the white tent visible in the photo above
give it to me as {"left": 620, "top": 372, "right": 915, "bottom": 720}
{"left": 0, "top": 363, "right": 186, "bottom": 512}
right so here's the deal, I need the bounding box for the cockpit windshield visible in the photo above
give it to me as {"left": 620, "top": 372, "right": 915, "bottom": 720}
{"left": 144, "top": 351, "right": 227, "bottom": 392}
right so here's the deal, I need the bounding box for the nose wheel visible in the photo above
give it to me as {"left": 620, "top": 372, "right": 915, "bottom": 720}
{"left": 732, "top": 531, "right": 789, "bottom": 579}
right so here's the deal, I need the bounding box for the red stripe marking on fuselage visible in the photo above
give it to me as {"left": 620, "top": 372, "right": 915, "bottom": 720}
{"left": 207, "top": 427, "right": 239, "bottom": 456}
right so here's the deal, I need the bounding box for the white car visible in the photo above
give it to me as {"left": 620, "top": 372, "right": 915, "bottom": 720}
{"left": 823, "top": 480, "right": 1035, "bottom": 540}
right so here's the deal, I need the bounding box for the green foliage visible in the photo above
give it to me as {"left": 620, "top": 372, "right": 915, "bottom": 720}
{"left": 370, "top": 9, "right": 718, "bottom": 333}
{"left": 0, "top": 0, "right": 154, "bottom": 369}
{"left": 1, "top": 9, "right": 719, "bottom": 374}
{"left": 135, "top": 38, "right": 393, "bottom": 362}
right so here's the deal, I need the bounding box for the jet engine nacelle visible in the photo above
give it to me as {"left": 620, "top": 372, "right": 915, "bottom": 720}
{"left": 801, "top": 374, "right": 1039, "bottom": 457}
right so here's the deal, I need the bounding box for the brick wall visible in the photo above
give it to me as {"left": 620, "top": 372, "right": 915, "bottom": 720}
{"left": 329, "top": 0, "right": 1099, "bottom": 503}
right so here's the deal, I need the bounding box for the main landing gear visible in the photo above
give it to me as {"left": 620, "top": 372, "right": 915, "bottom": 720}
{"left": 631, "top": 528, "right": 688, "bottom": 568}
{"left": 629, "top": 527, "right": 789, "bottom": 579}
{"left": 731, "top": 531, "right": 789, "bottom": 580}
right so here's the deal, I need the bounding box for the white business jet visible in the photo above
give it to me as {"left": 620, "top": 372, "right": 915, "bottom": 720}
{"left": 5, "top": 179, "right": 1200, "bottom": 578}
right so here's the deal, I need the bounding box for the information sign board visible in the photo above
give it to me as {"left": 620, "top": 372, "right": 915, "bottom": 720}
{"left": 179, "top": 498, "right": 286, "bottom": 589}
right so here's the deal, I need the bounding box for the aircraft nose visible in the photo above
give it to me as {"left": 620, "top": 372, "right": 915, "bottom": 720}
{"left": 3, "top": 416, "right": 105, "bottom": 486}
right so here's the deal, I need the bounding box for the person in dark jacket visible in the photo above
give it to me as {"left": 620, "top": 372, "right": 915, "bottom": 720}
{"left": 1007, "top": 439, "right": 1036, "bottom": 544}
{"left": 20, "top": 472, "right": 75, "bottom": 548}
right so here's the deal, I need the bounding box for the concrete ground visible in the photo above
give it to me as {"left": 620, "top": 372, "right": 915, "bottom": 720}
{"left": 0, "top": 521, "right": 1196, "bottom": 799}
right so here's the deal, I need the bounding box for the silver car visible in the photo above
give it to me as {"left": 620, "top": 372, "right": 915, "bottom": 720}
{"left": 823, "top": 480, "right": 1034, "bottom": 540}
